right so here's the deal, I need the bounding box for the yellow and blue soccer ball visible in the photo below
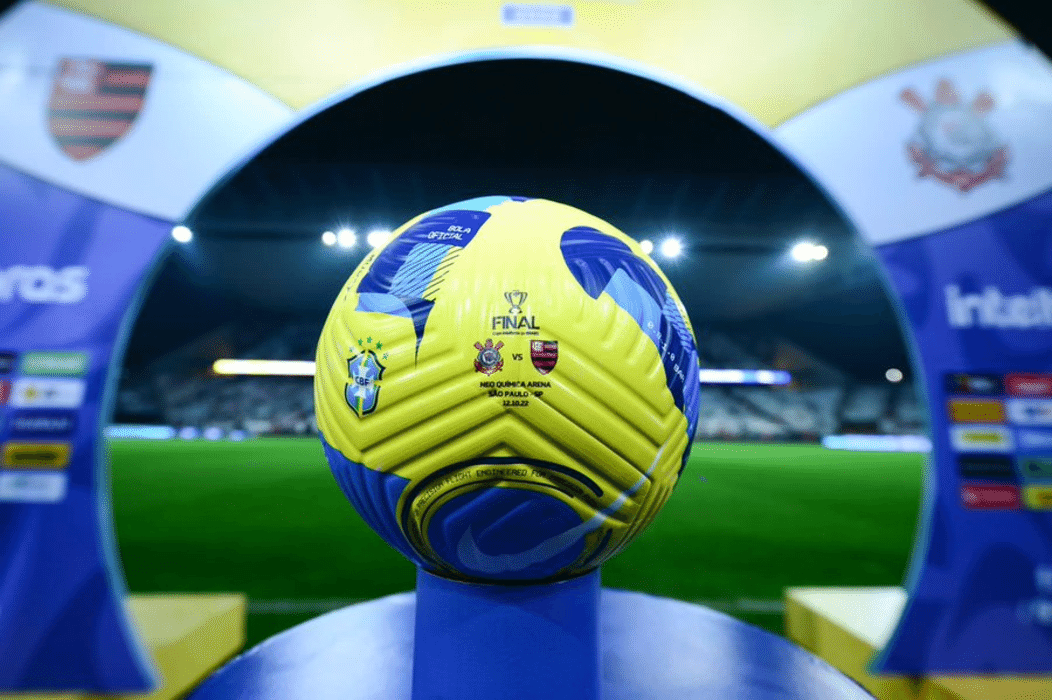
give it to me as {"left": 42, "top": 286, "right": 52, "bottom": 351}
{"left": 314, "top": 196, "right": 700, "bottom": 582}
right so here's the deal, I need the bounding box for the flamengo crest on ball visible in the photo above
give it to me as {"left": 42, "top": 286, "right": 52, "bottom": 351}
{"left": 314, "top": 196, "right": 700, "bottom": 583}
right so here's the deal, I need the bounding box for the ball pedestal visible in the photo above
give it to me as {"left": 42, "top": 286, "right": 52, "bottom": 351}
{"left": 188, "top": 567, "right": 875, "bottom": 700}
{"left": 413, "top": 568, "right": 600, "bottom": 700}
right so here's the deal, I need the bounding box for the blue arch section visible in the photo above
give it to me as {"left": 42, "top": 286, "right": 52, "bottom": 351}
{"left": 560, "top": 227, "right": 700, "bottom": 461}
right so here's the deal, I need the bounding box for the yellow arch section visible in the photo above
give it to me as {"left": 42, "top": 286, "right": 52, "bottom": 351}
{"left": 51, "top": 0, "right": 1013, "bottom": 125}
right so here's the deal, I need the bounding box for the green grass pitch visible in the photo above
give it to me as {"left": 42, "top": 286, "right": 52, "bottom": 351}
{"left": 108, "top": 438, "right": 924, "bottom": 648}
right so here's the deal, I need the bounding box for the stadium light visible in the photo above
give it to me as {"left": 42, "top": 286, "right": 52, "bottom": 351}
{"left": 698, "top": 368, "right": 791, "bottom": 385}
{"left": 336, "top": 228, "right": 356, "bottom": 249}
{"left": 212, "top": 359, "right": 316, "bottom": 376}
{"left": 790, "top": 240, "right": 827, "bottom": 263}
{"left": 367, "top": 229, "right": 392, "bottom": 248}
{"left": 321, "top": 230, "right": 337, "bottom": 246}
{"left": 639, "top": 239, "right": 654, "bottom": 255}
{"left": 171, "top": 225, "right": 193, "bottom": 243}
{"left": 659, "top": 237, "right": 683, "bottom": 258}
{"left": 886, "top": 367, "right": 904, "bottom": 383}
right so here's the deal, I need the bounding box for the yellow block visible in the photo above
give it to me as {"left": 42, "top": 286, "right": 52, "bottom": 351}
{"left": 1, "top": 443, "right": 71, "bottom": 469}
{"left": 785, "top": 587, "right": 1052, "bottom": 700}
{"left": 947, "top": 398, "right": 1006, "bottom": 424}
{"left": 53, "top": 0, "right": 1013, "bottom": 124}
{"left": 1022, "top": 485, "right": 1052, "bottom": 510}
{"left": 0, "top": 593, "right": 246, "bottom": 700}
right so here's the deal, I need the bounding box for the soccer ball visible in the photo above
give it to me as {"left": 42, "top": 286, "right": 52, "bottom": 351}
{"left": 315, "top": 196, "right": 700, "bottom": 583}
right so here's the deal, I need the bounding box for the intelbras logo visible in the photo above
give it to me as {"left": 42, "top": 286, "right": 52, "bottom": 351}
{"left": 945, "top": 285, "right": 1052, "bottom": 330}
{"left": 0, "top": 266, "right": 89, "bottom": 304}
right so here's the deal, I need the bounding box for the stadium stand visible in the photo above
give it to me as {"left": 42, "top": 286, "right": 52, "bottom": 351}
{"left": 116, "top": 322, "right": 925, "bottom": 441}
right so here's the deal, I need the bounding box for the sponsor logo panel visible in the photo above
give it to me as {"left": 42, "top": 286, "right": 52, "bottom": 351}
{"left": 944, "top": 372, "right": 1003, "bottom": 396}
{"left": 10, "top": 378, "right": 85, "bottom": 408}
{"left": 8, "top": 410, "right": 78, "bottom": 438}
{"left": 1019, "top": 456, "right": 1052, "bottom": 481}
{"left": 1006, "top": 374, "right": 1052, "bottom": 398}
{"left": 2, "top": 442, "right": 71, "bottom": 469}
{"left": 947, "top": 398, "right": 1006, "bottom": 423}
{"left": 1023, "top": 486, "right": 1052, "bottom": 511}
{"left": 1018, "top": 429, "right": 1052, "bottom": 451}
{"left": 0, "top": 352, "right": 15, "bottom": 374}
{"left": 957, "top": 455, "right": 1016, "bottom": 481}
{"left": 0, "top": 472, "right": 67, "bottom": 504}
{"left": 19, "top": 351, "right": 89, "bottom": 377}
{"left": 1006, "top": 398, "right": 1052, "bottom": 426}
{"left": 961, "top": 483, "right": 1021, "bottom": 510}
{"left": 950, "top": 424, "right": 1014, "bottom": 452}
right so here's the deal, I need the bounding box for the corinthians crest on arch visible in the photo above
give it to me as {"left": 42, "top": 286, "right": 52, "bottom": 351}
{"left": 901, "top": 79, "right": 1008, "bottom": 193}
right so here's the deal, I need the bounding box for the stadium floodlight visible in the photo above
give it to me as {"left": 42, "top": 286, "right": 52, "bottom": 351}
{"left": 886, "top": 367, "right": 904, "bottom": 383}
{"left": 659, "top": 237, "right": 683, "bottom": 258}
{"left": 639, "top": 239, "right": 654, "bottom": 255}
{"left": 367, "top": 229, "right": 392, "bottom": 248}
{"left": 171, "top": 225, "right": 193, "bottom": 243}
{"left": 321, "top": 230, "right": 337, "bottom": 246}
{"left": 336, "top": 228, "right": 356, "bottom": 249}
{"left": 790, "top": 240, "right": 827, "bottom": 263}
{"left": 212, "top": 359, "right": 316, "bottom": 376}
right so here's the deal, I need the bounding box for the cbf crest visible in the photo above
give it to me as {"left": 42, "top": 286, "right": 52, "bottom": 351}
{"left": 346, "top": 338, "right": 387, "bottom": 416}
{"left": 901, "top": 79, "right": 1008, "bottom": 193}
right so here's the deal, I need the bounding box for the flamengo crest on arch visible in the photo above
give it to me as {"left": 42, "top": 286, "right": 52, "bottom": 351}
{"left": 901, "top": 79, "right": 1008, "bottom": 193}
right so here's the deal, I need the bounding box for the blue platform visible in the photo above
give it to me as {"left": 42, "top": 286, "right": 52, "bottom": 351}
{"left": 189, "top": 584, "right": 874, "bottom": 700}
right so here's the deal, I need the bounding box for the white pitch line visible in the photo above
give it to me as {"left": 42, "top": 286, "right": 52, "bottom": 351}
{"left": 247, "top": 597, "right": 784, "bottom": 615}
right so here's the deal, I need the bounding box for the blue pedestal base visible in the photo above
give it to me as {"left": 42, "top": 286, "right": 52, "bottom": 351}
{"left": 189, "top": 586, "right": 874, "bottom": 700}
{"left": 413, "top": 568, "right": 600, "bottom": 700}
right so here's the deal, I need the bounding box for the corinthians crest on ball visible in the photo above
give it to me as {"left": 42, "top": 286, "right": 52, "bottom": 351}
{"left": 901, "top": 79, "right": 1007, "bottom": 193}
{"left": 474, "top": 339, "right": 504, "bottom": 375}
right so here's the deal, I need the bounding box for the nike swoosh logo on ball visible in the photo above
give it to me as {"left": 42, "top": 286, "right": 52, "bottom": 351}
{"left": 455, "top": 444, "right": 666, "bottom": 575}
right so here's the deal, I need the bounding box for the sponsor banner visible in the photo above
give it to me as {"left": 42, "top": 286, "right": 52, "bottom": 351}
{"left": 1006, "top": 373, "right": 1052, "bottom": 397}
{"left": 8, "top": 410, "right": 77, "bottom": 438}
{"left": 961, "top": 483, "right": 1021, "bottom": 510}
{"left": 0, "top": 472, "right": 67, "bottom": 504}
{"left": 1006, "top": 398, "right": 1052, "bottom": 426}
{"left": 9, "top": 378, "right": 85, "bottom": 409}
{"left": 2, "top": 442, "right": 71, "bottom": 469}
{"left": 957, "top": 454, "right": 1016, "bottom": 481}
{"left": 0, "top": 3, "right": 293, "bottom": 221}
{"left": 1019, "top": 456, "right": 1052, "bottom": 481}
{"left": 19, "top": 351, "right": 89, "bottom": 377}
{"left": 944, "top": 372, "right": 1003, "bottom": 396}
{"left": 950, "top": 424, "right": 1013, "bottom": 452}
{"left": 0, "top": 164, "right": 167, "bottom": 691}
{"left": 947, "top": 398, "right": 1006, "bottom": 423}
{"left": 1023, "top": 486, "right": 1052, "bottom": 510}
{"left": 874, "top": 183, "right": 1052, "bottom": 673}
{"left": 777, "top": 41, "right": 1052, "bottom": 245}
{"left": 0, "top": 352, "right": 14, "bottom": 374}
